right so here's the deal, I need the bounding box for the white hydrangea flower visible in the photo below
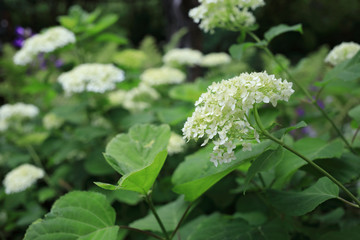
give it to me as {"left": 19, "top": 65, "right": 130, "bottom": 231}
{"left": 43, "top": 113, "right": 64, "bottom": 130}
{"left": 0, "top": 103, "right": 39, "bottom": 132}
{"left": 163, "top": 48, "right": 203, "bottom": 66}
{"left": 14, "top": 26, "right": 76, "bottom": 65}
{"left": 200, "top": 52, "right": 232, "bottom": 67}
{"left": 3, "top": 164, "right": 45, "bottom": 194}
{"left": 167, "top": 132, "right": 186, "bottom": 155}
{"left": 183, "top": 71, "right": 294, "bottom": 166}
{"left": 122, "top": 84, "right": 160, "bottom": 113}
{"left": 107, "top": 89, "right": 127, "bottom": 106}
{"left": 140, "top": 66, "right": 186, "bottom": 86}
{"left": 325, "top": 42, "right": 360, "bottom": 66}
{"left": 58, "top": 63, "right": 125, "bottom": 95}
{"left": 189, "top": 0, "right": 265, "bottom": 33}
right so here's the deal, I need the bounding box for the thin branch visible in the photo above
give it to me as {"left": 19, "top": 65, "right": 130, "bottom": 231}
{"left": 170, "top": 203, "right": 193, "bottom": 240}
{"left": 119, "top": 225, "right": 164, "bottom": 240}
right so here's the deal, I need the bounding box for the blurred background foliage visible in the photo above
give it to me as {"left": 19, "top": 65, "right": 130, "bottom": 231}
{"left": 1, "top": 0, "right": 360, "bottom": 56}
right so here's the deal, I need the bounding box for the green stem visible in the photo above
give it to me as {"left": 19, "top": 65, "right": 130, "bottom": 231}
{"left": 247, "top": 31, "right": 354, "bottom": 153}
{"left": 170, "top": 203, "right": 193, "bottom": 240}
{"left": 119, "top": 225, "right": 164, "bottom": 240}
{"left": 253, "top": 106, "right": 360, "bottom": 208}
{"left": 145, "top": 194, "right": 170, "bottom": 240}
{"left": 26, "top": 145, "right": 51, "bottom": 185}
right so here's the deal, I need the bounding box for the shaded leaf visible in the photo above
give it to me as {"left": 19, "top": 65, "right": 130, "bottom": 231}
{"left": 267, "top": 177, "right": 339, "bottom": 216}
{"left": 349, "top": 105, "right": 360, "bottom": 124}
{"left": 130, "top": 197, "right": 188, "bottom": 232}
{"left": 274, "top": 138, "right": 344, "bottom": 187}
{"left": 244, "top": 147, "right": 284, "bottom": 192}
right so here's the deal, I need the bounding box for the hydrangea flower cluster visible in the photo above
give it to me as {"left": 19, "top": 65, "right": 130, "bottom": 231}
{"left": 200, "top": 52, "right": 232, "bottom": 67}
{"left": 189, "top": 0, "right": 265, "bottom": 33}
{"left": 107, "top": 89, "right": 127, "bottom": 106}
{"left": 42, "top": 113, "right": 64, "bottom": 130}
{"left": 58, "top": 63, "right": 125, "bottom": 95}
{"left": 14, "top": 26, "right": 75, "bottom": 65}
{"left": 3, "top": 164, "right": 45, "bottom": 194}
{"left": 167, "top": 132, "right": 186, "bottom": 155}
{"left": 122, "top": 84, "right": 160, "bottom": 113}
{"left": 0, "top": 103, "right": 39, "bottom": 132}
{"left": 140, "top": 66, "right": 186, "bottom": 86}
{"left": 183, "top": 72, "right": 294, "bottom": 166}
{"left": 163, "top": 48, "right": 203, "bottom": 66}
{"left": 325, "top": 42, "right": 360, "bottom": 66}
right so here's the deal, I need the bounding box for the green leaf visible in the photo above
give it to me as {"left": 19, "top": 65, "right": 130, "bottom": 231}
{"left": 244, "top": 147, "right": 284, "bottom": 192}
{"left": 95, "top": 33, "right": 128, "bottom": 45}
{"left": 130, "top": 196, "right": 187, "bottom": 232}
{"left": 156, "top": 104, "right": 193, "bottom": 125}
{"left": 178, "top": 213, "right": 256, "bottom": 240}
{"left": 58, "top": 16, "right": 78, "bottom": 30}
{"left": 52, "top": 104, "right": 87, "bottom": 124}
{"left": 24, "top": 191, "right": 118, "bottom": 240}
{"left": 73, "top": 126, "right": 109, "bottom": 143}
{"left": 16, "top": 132, "right": 49, "bottom": 146}
{"left": 349, "top": 105, "right": 360, "bottom": 124}
{"left": 105, "top": 124, "right": 171, "bottom": 194}
{"left": 321, "top": 51, "right": 360, "bottom": 94}
{"left": 169, "top": 80, "right": 210, "bottom": 103}
{"left": 229, "top": 42, "right": 266, "bottom": 60}
{"left": 172, "top": 140, "right": 273, "bottom": 201}
{"left": 264, "top": 24, "right": 303, "bottom": 42}
{"left": 84, "top": 14, "right": 118, "bottom": 37}
{"left": 274, "top": 138, "right": 344, "bottom": 187}
{"left": 267, "top": 177, "right": 339, "bottom": 216}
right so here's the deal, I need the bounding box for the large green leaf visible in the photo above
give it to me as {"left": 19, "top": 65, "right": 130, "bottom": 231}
{"left": 101, "top": 124, "right": 171, "bottom": 194}
{"left": 267, "top": 177, "right": 339, "bottom": 216}
{"left": 24, "top": 191, "right": 118, "bottom": 240}
{"left": 172, "top": 141, "right": 273, "bottom": 201}
{"left": 244, "top": 147, "right": 284, "bottom": 192}
{"left": 349, "top": 105, "right": 360, "bottom": 124}
{"left": 273, "top": 138, "right": 344, "bottom": 187}
{"left": 179, "top": 213, "right": 290, "bottom": 240}
{"left": 129, "top": 196, "right": 188, "bottom": 232}
{"left": 264, "top": 24, "right": 303, "bottom": 42}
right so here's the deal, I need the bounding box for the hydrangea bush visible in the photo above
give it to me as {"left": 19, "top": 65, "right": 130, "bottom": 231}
{"left": 1, "top": 2, "right": 360, "bottom": 240}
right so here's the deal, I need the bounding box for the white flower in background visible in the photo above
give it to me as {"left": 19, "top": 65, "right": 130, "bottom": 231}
{"left": 189, "top": 0, "right": 265, "bottom": 33}
{"left": 163, "top": 48, "right": 203, "bottom": 66}
{"left": 167, "top": 132, "right": 186, "bottom": 155}
{"left": 122, "top": 84, "right": 160, "bottom": 113}
{"left": 58, "top": 63, "right": 125, "bottom": 95}
{"left": 3, "top": 164, "right": 45, "bottom": 194}
{"left": 42, "top": 113, "right": 64, "bottom": 130}
{"left": 107, "top": 89, "right": 127, "bottom": 106}
{"left": 0, "top": 103, "right": 39, "bottom": 131}
{"left": 183, "top": 71, "right": 294, "bottom": 166}
{"left": 141, "top": 66, "right": 186, "bottom": 86}
{"left": 325, "top": 42, "right": 360, "bottom": 66}
{"left": 14, "top": 26, "right": 75, "bottom": 65}
{"left": 200, "top": 52, "right": 232, "bottom": 67}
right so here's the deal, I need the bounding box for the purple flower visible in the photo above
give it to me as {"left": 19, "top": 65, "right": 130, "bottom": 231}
{"left": 301, "top": 126, "right": 317, "bottom": 137}
{"left": 296, "top": 107, "right": 305, "bottom": 117}
{"left": 15, "top": 26, "right": 25, "bottom": 36}
{"left": 13, "top": 38, "right": 24, "bottom": 48}
{"left": 54, "top": 59, "right": 63, "bottom": 68}
{"left": 317, "top": 100, "right": 325, "bottom": 109}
